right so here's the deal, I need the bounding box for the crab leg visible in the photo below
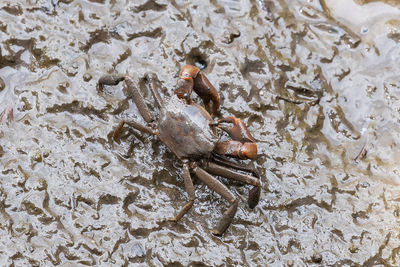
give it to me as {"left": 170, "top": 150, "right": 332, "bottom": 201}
{"left": 211, "top": 153, "right": 260, "bottom": 178}
{"left": 193, "top": 166, "right": 238, "bottom": 236}
{"left": 214, "top": 116, "right": 257, "bottom": 159}
{"left": 98, "top": 74, "right": 154, "bottom": 123}
{"left": 203, "top": 162, "right": 260, "bottom": 209}
{"left": 113, "top": 120, "right": 157, "bottom": 141}
{"left": 144, "top": 73, "right": 164, "bottom": 108}
{"left": 175, "top": 65, "right": 220, "bottom": 116}
{"left": 97, "top": 74, "right": 125, "bottom": 91}
{"left": 169, "top": 161, "right": 195, "bottom": 222}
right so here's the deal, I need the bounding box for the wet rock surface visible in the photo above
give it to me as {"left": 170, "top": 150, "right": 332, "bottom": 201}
{"left": 1, "top": 0, "right": 400, "bottom": 265}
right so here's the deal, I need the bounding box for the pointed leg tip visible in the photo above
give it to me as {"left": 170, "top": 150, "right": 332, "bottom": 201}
{"left": 112, "top": 132, "right": 122, "bottom": 144}
{"left": 248, "top": 186, "right": 261, "bottom": 209}
{"left": 248, "top": 201, "right": 258, "bottom": 209}
{"left": 211, "top": 229, "right": 223, "bottom": 236}
{"left": 168, "top": 217, "right": 178, "bottom": 223}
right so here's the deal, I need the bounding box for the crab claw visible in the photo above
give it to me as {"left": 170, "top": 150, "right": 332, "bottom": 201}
{"left": 175, "top": 65, "right": 220, "bottom": 116}
{"left": 214, "top": 140, "right": 257, "bottom": 159}
{"left": 214, "top": 116, "right": 257, "bottom": 160}
{"left": 217, "top": 116, "right": 255, "bottom": 143}
{"left": 175, "top": 66, "right": 196, "bottom": 101}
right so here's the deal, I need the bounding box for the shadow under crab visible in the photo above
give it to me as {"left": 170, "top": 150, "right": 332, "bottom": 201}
{"left": 98, "top": 65, "right": 261, "bottom": 235}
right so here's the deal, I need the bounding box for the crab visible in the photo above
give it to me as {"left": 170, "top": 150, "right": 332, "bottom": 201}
{"left": 97, "top": 65, "right": 260, "bottom": 235}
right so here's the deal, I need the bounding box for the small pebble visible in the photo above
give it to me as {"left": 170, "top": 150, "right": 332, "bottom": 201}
{"left": 349, "top": 245, "right": 359, "bottom": 253}
{"left": 311, "top": 253, "right": 322, "bottom": 263}
{"left": 57, "top": 81, "right": 69, "bottom": 94}
{"left": 43, "top": 150, "right": 50, "bottom": 158}
{"left": 83, "top": 73, "right": 92, "bottom": 82}
{"left": 31, "top": 149, "right": 42, "bottom": 162}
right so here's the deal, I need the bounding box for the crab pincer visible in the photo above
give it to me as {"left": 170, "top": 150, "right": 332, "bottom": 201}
{"left": 175, "top": 65, "right": 220, "bottom": 117}
{"left": 214, "top": 116, "right": 257, "bottom": 159}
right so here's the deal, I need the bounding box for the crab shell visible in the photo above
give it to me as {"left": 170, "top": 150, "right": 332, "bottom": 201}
{"left": 158, "top": 95, "right": 219, "bottom": 160}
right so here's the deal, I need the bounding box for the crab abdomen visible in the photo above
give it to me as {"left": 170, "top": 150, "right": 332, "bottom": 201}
{"left": 158, "top": 95, "right": 218, "bottom": 159}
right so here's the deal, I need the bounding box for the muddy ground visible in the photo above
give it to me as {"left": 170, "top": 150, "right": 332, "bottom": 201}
{"left": 1, "top": 0, "right": 400, "bottom": 266}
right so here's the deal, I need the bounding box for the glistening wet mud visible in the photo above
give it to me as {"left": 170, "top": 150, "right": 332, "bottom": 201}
{"left": 1, "top": 0, "right": 400, "bottom": 266}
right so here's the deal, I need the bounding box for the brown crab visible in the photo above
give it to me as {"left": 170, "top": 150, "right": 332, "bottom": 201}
{"left": 97, "top": 65, "right": 260, "bottom": 235}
